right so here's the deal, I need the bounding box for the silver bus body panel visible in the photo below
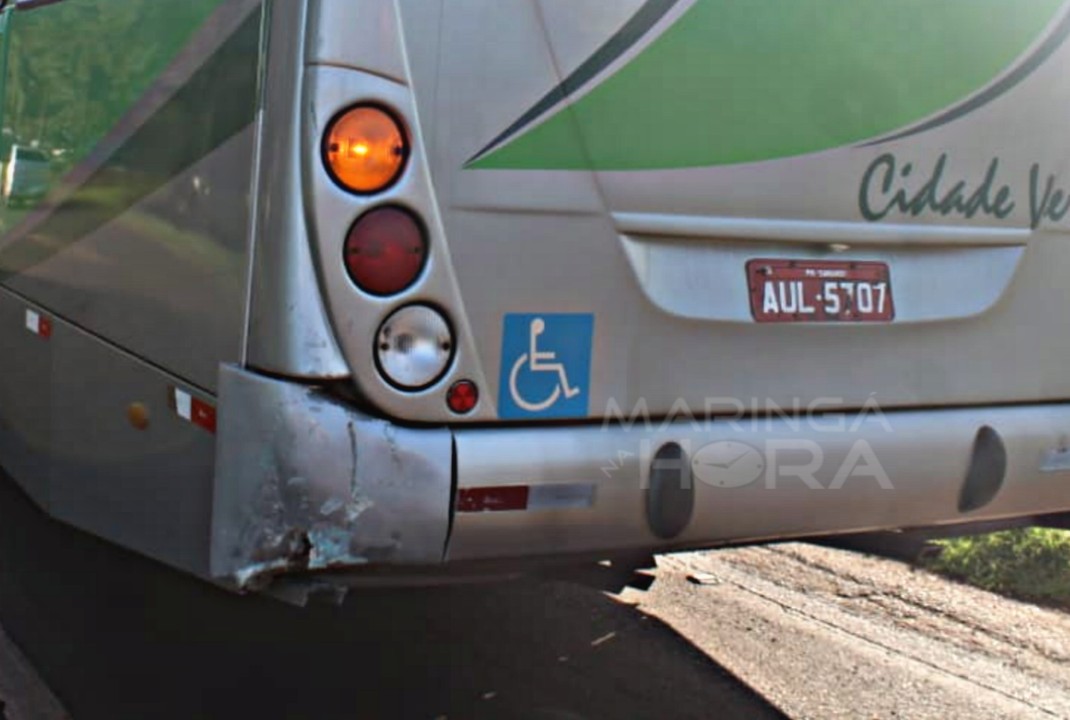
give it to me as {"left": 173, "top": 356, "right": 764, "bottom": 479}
{"left": 245, "top": 0, "right": 350, "bottom": 380}
{"left": 48, "top": 320, "right": 217, "bottom": 578}
{"left": 377, "top": 0, "right": 1070, "bottom": 423}
{"left": 307, "top": 0, "right": 407, "bottom": 84}
{"left": 0, "top": 288, "right": 52, "bottom": 511}
{"left": 0, "top": 283, "right": 216, "bottom": 577}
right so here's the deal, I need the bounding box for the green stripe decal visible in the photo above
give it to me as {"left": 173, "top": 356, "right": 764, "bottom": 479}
{"left": 0, "top": 6, "right": 261, "bottom": 279}
{"left": 473, "top": 0, "right": 1067, "bottom": 171}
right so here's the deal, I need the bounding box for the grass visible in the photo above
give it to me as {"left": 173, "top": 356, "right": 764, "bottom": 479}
{"left": 925, "top": 527, "right": 1070, "bottom": 606}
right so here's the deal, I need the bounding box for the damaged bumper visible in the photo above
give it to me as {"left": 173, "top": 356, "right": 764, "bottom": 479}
{"left": 211, "top": 365, "right": 453, "bottom": 590}
{"left": 213, "top": 366, "right": 1070, "bottom": 591}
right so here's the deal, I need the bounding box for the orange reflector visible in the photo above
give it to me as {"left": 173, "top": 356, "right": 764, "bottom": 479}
{"left": 323, "top": 105, "right": 408, "bottom": 194}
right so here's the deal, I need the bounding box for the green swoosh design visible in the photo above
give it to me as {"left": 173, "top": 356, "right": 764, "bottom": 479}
{"left": 473, "top": 0, "right": 1067, "bottom": 171}
{"left": 468, "top": 0, "right": 680, "bottom": 164}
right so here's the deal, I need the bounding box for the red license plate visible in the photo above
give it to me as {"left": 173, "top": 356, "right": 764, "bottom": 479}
{"left": 747, "top": 259, "right": 895, "bottom": 323}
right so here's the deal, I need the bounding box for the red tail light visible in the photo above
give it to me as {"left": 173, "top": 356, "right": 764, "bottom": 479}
{"left": 343, "top": 207, "right": 427, "bottom": 296}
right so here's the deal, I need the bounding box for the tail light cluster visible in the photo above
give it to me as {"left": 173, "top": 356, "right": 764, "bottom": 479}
{"left": 323, "top": 103, "right": 477, "bottom": 413}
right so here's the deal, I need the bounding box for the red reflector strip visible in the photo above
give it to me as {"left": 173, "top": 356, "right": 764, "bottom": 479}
{"left": 168, "top": 386, "right": 217, "bottom": 434}
{"left": 24, "top": 309, "right": 51, "bottom": 339}
{"left": 457, "top": 486, "right": 530, "bottom": 513}
{"left": 191, "top": 398, "right": 217, "bottom": 434}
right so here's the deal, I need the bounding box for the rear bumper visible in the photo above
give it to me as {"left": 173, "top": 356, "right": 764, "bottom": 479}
{"left": 449, "top": 404, "right": 1070, "bottom": 561}
{"left": 211, "top": 366, "right": 454, "bottom": 590}
{"left": 213, "top": 366, "right": 1070, "bottom": 588}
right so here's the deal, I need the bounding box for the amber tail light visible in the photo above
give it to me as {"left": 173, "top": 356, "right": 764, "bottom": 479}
{"left": 323, "top": 104, "right": 409, "bottom": 195}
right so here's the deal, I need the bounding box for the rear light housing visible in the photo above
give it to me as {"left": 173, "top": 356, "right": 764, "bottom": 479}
{"left": 323, "top": 104, "right": 409, "bottom": 195}
{"left": 344, "top": 206, "right": 428, "bottom": 296}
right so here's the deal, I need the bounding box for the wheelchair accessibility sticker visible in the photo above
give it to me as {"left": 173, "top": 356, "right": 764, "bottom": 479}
{"left": 499, "top": 314, "right": 594, "bottom": 419}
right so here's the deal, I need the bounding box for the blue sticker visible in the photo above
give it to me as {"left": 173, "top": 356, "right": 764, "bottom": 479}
{"left": 499, "top": 313, "right": 594, "bottom": 419}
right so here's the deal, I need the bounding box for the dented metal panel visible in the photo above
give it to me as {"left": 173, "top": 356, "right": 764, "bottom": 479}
{"left": 210, "top": 365, "right": 453, "bottom": 590}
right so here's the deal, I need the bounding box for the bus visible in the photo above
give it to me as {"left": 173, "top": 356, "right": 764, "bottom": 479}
{"left": 2, "top": 0, "right": 1070, "bottom": 598}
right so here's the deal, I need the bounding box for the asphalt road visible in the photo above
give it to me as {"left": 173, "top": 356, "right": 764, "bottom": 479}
{"left": 644, "top": 546, "right": 1070, "bottom": 719}
{"left": 0, "top": 474, "right": 784, "bottom": 720}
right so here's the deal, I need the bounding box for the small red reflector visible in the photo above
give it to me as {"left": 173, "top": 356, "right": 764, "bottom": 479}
{"left": 457, "top": 486, "right": 530, "bottom": 513}
{"left": 344, "top": 206, "right": 427, "bottom": 296}
{"left": 191, "top": 398, "right": 217, "bottom": 434}
{"left": 168, "top": 386, "right": 217, "bottom": 435}
{"left": 446, "top": 379, "right": 479, "bottom": 415}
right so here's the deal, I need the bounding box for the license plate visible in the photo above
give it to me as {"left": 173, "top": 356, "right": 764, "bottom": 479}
{"left": 747, "top": 259, "right": 895, "bottom": 323}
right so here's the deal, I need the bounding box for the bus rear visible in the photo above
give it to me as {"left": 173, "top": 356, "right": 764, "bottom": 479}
{"left": 210, "top": 0, "right": 1070, "bottom": 590}
{"left": 3, "top": 0, "right": 1070, "bottom": 595}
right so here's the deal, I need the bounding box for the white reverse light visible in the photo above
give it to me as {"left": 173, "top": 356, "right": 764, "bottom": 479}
{"left": 376, "top": 305, "right": 454, "bottom": 390}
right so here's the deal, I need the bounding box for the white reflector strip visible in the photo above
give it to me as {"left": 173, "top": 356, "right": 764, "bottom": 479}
{"left": 174, "top": 389, "right": 192, "bottom": 420}
{"left": 24, "top": 309, "right": 52, "bottom": 339}
{"left": 527, "top": 483, "right": 597, "bottom": 511}
{"left": 457, "top": 483, "right": 597, "bottom": 514}
{"left": 168, "top": 386, "right": 217, "bottom": 434}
